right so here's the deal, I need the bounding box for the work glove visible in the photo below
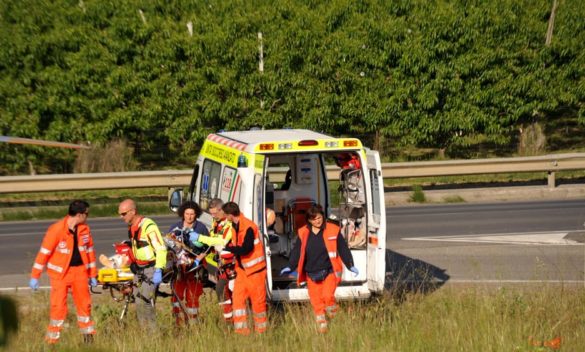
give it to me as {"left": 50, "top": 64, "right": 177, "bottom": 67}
{"left": 188, "top": 231, "right": 200, "bottom": 245}
{"left": 29, "top": 278, "right": 39, "bottom": 291}
{"left": 279, "top": 267, "right": 291, "bottom": 276}
{"left": 89, "top": 278, "right": 98, "bottom": 287}
{"left": 349, "top": 266, "right": 359, "bottom": 277}
{"left": 152, "top": 268, "right": 163, "bottom": 285}
{"left": 191, "top": 259, "right": 201, "bottom": 269}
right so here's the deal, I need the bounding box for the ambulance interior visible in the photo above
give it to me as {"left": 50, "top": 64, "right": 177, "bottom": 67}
{"left": 264, "top": 152, "right": 367, "bottom": 289}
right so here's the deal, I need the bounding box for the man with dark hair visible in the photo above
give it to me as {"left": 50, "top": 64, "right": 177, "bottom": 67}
{"left": 30, "top": 200, "right": 97, "bottom": 345}
{"left": 222, "top": 202, "right": 268, "bottom": 335}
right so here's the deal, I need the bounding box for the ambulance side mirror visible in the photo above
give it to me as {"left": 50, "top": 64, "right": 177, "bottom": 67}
{"left": 169, "top": 188, "right": 183, "bottom": 213}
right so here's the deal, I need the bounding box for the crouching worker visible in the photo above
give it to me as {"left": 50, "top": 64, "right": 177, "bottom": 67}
{"left": 280, "top": 204, "right": 358, "bottom": 333}
{"left": 29, "top": 200, "right": 98, "bottom": 344}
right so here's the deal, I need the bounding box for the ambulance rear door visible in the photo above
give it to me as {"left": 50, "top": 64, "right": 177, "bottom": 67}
{"left": 365, "top": 149, "right": 386, "bottom": 293}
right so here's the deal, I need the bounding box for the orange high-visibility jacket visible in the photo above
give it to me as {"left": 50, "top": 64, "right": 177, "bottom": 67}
{"left": 31, "top": 216, "right": 97, "bottom": 280}
{"left": 231, "top": 216, "right": 266, "bottom": 274}
{"left": 297, "top": 222, "right": 343, "bottom": 285}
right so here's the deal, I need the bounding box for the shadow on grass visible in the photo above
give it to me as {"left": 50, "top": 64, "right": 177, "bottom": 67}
{"left": 384, "top": 249, "right": 449, "bottom": 301}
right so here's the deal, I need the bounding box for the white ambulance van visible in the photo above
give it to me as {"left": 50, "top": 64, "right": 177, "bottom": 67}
{"left": 169, "top": 129, "right": 386, "bottom": 301}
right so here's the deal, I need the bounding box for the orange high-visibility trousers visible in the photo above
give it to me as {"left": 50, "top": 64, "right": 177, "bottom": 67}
{"left": 46, "top": 265, "right": 95, "bottom": 343}
{"left": 306, "top": 272, "right": 338, "bottom": 333}
{"left": 232, "top": 269, "right": 267, "bottom": 335}
{"left": 172, "top": 273, "right": 203, "bottom": 325}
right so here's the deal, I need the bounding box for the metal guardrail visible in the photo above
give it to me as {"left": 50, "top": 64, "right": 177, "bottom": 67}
{"left": 1, "top": 153, "right": 585, "bottom": 194}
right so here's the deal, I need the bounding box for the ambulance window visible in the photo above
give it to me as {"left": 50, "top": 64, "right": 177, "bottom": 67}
{"left": 370, "top": 169, "right": 381, "bottom": 217}
{"left": 219, "top": 166, "right": 240, "bottom": 205}
{"left": 199, "top": 159, "right": 221, "bottom": 210}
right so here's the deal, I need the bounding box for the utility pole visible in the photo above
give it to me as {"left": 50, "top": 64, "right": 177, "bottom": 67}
{"left": 258, "top": 32, "right": 264, "bottom": 109}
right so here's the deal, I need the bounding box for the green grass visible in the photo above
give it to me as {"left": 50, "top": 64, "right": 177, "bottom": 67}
{"left": 5, "top": 285, "right": 585, "bottom": 351}
{"left": 409, "top": 185, "right": 426, "bottom": 203}
{"left": 442, "top": 195, "right": 466, "bottom": 204}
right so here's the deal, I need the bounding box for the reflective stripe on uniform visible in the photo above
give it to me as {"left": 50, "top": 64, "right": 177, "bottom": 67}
{"left": 172, "top": 302, "right": 181, "bottom": 308}
{"left": 47, "top": 263, "right": 63, "bottom": 273}
{"left": 233, "top": 309, "right": 247, "bottom": 317}
{"left": 40, "top": 247, "right": 51, "bottom": 255}
{"left": 57, "top": 248, "right": 70, "bottom": 254}
{"left": 78, "top": 246, "right": 86, "bottom": 252}
{"left": 87, "top": 246, "right": 94, "bottom": 253}
{"left": 253, "top": 311, "right": 267, "bottom": 319}
{"left": 315, "top": 314, "right": 326, "bottom": 322}
{"left": 335, "top": 271, "right": 342, "bottom": 278}
{"left": 253, "top": 238, "right": 260, "bottom": 245}
{"left": 185, "top": 307, "right": 199, "bottom": 315}
{"left": 86, "top": 262, "right": 96, "bottom": 269}
{"left": 33, "top": 263, "right": 44, "bottom": 270}
{"left": 223, "top": 312, "right": 233, "bottom": 318}
{"left": 234, "top": 321, "right": 248, "bottom": 329}
{"left": 80, "top": 326, "right": 95, "bottom": 334}
{"left": 46, "top": 331, "right": 60, "bottom": 339}
{"left": 255, "top": 321, "right": 268, "bottom": 329}
{"left": 242, "top": 255, "right": 265, "bottom": 268}
{"left": 77, "top": 315, "right": 91, "bottom": 323}
{"left": 328, "top": 251, "right": 337, "bottom": 258}
{"left": 50, "top": 319, "right": 65, "bottom": 327}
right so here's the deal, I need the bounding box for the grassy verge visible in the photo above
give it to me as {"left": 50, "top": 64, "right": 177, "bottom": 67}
{"left": 5, "top": 285, "right": 584, "bottom": 351}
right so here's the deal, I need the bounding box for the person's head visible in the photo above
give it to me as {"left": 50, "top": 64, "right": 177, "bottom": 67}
{"left": 118, "top": 199, "right": 138, "bottom": 225}
{"left": 209, "top": 198, "right": 225, "bottom": 220}
{"left": 306, "top": 204, "right": 326, "bottom": 230}
{"left": 222, "top": 202, "right": 240, "bottom": 223}
{"left": 178, "top": 201, "right": 201, "bottom": 225}
{"left": 68, "top": 200, "right": 90, "bottom": 225}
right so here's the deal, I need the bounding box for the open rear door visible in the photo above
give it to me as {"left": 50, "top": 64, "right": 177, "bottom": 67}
{"left": 365, "top": 149, "right": 386, "bottom": 293}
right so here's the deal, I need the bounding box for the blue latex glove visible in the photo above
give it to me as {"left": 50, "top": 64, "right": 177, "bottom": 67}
{"left": 29, "top": 278, "right": 39, "bottom": 290}
{"left": 89, "top": 278, "right": 98, "bottom": 287}
{"left": 152, "top": 268, "right": 163, "bottom": 285}
{"left": 188, "top": 231, "right": 200, "bottom": 245}
{"left": 349, "top": 266, "right": 359, "bottom": 277}
{"left": 280, "top": 267, "right": 291, "bottom": 276}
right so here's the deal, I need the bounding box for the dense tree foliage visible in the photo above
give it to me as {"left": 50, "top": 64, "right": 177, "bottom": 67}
{"left": 1, "top": 0, "right": 583, "bottom": 174}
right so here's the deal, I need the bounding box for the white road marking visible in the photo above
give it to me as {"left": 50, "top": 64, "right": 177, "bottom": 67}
{"left": 402, "top": 231, "right": 583, "bottom": 245}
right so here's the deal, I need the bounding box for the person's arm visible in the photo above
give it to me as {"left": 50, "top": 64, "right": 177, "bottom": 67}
{"left": 31, "top": 227, "right": 58, "bottom": 279}
{"left": 225, "top": 228, "right": 254, "bottom": 256}
{"left": 337, "top": 233, "right": 354, "bottom": 269}
{"left": 86, "top": 229, "right": 97, "bottom": 279}
{"left": 287, "top": 236, "right": 301, "bottom": 270}
{"left": 146, "top": 223, "right": 167, "bottom": 270}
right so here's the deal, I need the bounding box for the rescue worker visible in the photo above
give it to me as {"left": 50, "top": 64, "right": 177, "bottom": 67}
{"left": 222, "top": 202, "right": 267, "bottom": 335}
{"left": 167, "top": 201, "right": 208, "bottom": 325}
{"left": 29, "top": 200, "right": 97, "bottom": 344}
{"left": 118, "top": 198, "right": 167, "bottom": 330}
{"left": 280, "top": 204, "right": 358, "bottom": 333}
{"left": 207, "top": 198, "right": 235, "bottom": 323}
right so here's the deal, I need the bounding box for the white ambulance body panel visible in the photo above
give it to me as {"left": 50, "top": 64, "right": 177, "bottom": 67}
{"left": 173, "top": 129, "right": 386, "bottom": 301}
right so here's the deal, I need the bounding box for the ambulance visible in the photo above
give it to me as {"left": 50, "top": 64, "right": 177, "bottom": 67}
{"left": 169, "top": 129, "right": 386, "bottom": 301}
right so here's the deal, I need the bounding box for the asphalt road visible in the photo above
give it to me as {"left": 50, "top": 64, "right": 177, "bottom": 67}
{"left": 1, "top": 199, "right": 584, "bottom": 289}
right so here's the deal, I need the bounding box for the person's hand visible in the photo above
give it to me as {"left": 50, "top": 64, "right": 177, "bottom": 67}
{"left": 152, "top": 268, "right": 163, "bottom": 285}
{"left": 279, "top": 267, "right": 291, "bottom": 276}
{"left": 188, "top": 231, "right": 200, "bottom": 244}
{"left": 29, "top": 278, "right": 39, "bottom": 291}
{"left": 89, "top": 278, "right": 98, "bottom": 287}
{"left": 349, "top": 266, "right": 359, "bottom": 277}
{"left": 191, "top": 259, "right": 201, "bottom": 269}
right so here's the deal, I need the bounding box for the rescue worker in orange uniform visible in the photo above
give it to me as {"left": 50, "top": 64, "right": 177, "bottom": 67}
{"left": 222, "top": 202, "right": 268, "bottom": 335}
{"left": 280, "top": 204, "right": 358, "bottom": 333}
{"left": 118, "top": 198, "right": 167, "bottom": 331}
{"left": 29, "top": 200, "right": 97, "bottom": 344}
{"left": 167, "top": 201, "right": 208, "bottom": 325}
{"left": 206, "top": 198, "right": 236, "bottom": 323}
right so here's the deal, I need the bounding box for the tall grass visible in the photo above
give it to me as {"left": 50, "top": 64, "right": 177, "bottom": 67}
{"left": 7, "top": 285, "right": 585, "bottom": 351}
